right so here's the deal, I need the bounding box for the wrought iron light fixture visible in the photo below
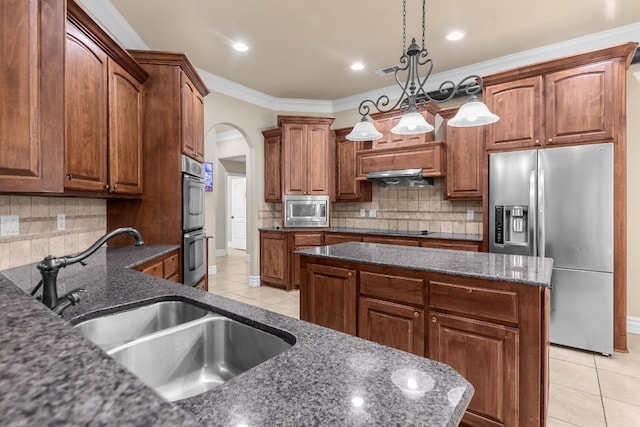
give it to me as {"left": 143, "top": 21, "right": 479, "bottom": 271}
{"left": 346, "top": 0, "right": 499, "bottom": 142}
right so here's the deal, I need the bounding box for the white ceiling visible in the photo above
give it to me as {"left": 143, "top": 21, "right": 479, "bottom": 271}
{"left": 96, "top": 0, "right": 640, "bottom": 103}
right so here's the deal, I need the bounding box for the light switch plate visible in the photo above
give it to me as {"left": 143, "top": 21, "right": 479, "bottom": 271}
{"left": 467, "top": 210, "right": 474, "bottom": 220}
{"left": 369, "top": 209, "right": 377, "bottom": 217}
{"left": 0, "top": 215, "right": 19, "bottom": 237}
{"left": 57, "top": 213, "right": 65, "bottom": 231}
{"left": 360, "top": 209, "right": 366, "bottom": 217}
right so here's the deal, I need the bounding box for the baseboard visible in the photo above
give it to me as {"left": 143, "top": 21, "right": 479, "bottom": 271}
{"left": 248, "top": 275, "right": 260, "bottom": 288}
{"left": 208, "top": 265, "right": 217, "bottom": 275}
{"left": 245, "top": 254, "right": 251, "bottom": 263}
{"left": 215, "top": 249, "right": 228, "bottom": 257}
{"left": 628, "top": 316, "right": 640, "bottom": 335}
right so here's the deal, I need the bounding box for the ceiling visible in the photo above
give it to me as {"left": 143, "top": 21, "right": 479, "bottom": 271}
{"left": 107, "top": 0, "right": 640, "bottom": 101}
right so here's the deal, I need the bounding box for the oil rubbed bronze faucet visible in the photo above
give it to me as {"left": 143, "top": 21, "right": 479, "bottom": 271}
{"left": 33, "top": 227, "right": 144, "bottom": 315}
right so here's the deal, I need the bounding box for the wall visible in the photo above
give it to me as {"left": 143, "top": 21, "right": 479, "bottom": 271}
{"left": 0, "top": 196, "right": 106, "bottom": 270}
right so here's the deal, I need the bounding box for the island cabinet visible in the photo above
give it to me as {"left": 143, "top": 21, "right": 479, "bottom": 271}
{"left": 279, "top": 115, "right": 335, "bottom": 196}
{"left": 262, "top": 128, "right": 283, "bottom": 202}
{"left": 334, "top": 128, "right": 372, "bottom": 202}
{"left": 483, "top": 43, "right": 637, "bottom": 152}
{"left": 64, "top": 2, "right": 147, "bottom": 195}
{"left": 299, "top": 255, "right": 549, "bottom": 427}
{"left": 439, "top": 107, "right": 485, "bottom": 200}
{"left": 0, "top": 0, "right": 65, "bottom": 193}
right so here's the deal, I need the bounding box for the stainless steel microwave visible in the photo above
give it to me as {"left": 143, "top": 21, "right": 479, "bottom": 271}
{"left": 284, "top": 195, "right": 329, "bottom": 227}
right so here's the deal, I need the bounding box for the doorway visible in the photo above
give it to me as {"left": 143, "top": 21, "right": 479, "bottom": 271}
{"left": 227, "top": 174, "right": 246, "bottom": 250}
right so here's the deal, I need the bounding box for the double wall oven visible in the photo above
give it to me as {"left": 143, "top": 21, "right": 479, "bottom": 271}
{"left": 182, "top": 155, "right": 206, "bottom": 287}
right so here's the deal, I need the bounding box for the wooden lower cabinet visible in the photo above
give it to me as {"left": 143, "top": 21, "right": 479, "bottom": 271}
{"left": 429, "top": 311, "right": 518, "bottom": 427}
{"left": 260, "top": 231, "right": 288, "bottom": 289}
{"left": 362, "top": 236, "right": 420, "bottom": 246}
{"left": 324, "top": 233, "right": 362, "bottom": 245}
{"left": 421, "top": 239, "right": 481, "bottom": 252}
{"left": 135, "top": 249, "right": 181, "bottom": 283}
{"left": 300, "top": 264, "right": 356, "bottom": 335}
{"left": 359, "top": 297, "right": 424, "bottom": 356}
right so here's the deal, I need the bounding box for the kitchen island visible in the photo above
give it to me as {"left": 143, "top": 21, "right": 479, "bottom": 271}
{"left": 0, "top": 245, "right": 473, "bottom": 426}
{"left": 297, "top": 242, "right": 553, "bottom": 427}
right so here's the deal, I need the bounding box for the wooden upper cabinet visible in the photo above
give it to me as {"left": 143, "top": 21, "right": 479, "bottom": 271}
{"left": 108, "top": 59, "right": 143, "bottom": 194}
{"left": 370, "top": 104, "right": 438, "bottom": 150}
{"left": 484, "top": 44, "right": 636, "bottom": 151}
{"left": 439, "top": 107, "right": 485, "bottom": 200}
{"left": 262, "top": 128, "right": 282, "bottom": 202}
{"left": 545, "top": 62, "right": 614, "bottom": 145}
{"left": 278, "top": 115, "right": 335, "bottom": 196}
{"left": 64, "top": 1, "right": 148, "bottom": 195}
{"left": 181, "top": 71, "right": 205, "bottom": 162}
{"left": 0, "top": 0, "right": 65, "bottom": 193}
{"left": 484, "top": 76, "right": 543, "bottom": 151}
{"left": 334, "top": 128, "right": 372, "bottom": 202}
{"left": 64, "top": 20, "right": 109, "bottom": 192}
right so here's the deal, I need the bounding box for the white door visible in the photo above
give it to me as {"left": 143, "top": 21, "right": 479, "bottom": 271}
{"left": 229, "top": 175, "right": 246, "bottom": 250}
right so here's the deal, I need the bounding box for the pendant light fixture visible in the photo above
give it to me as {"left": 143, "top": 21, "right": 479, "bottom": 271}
{"left": 346, "top": 0, "right": 499, "bottom": 141}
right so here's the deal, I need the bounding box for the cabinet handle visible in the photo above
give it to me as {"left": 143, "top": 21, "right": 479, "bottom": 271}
{"left": 414, "top": 312, "right": 419, "bottom": 318}
{"left": 431, "top": 316, "right": 437, "bottom": 323}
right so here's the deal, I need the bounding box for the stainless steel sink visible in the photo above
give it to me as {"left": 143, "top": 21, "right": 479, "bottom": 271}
{"left": 73, "top": 299, "right": 294, "bottom": 401}
{"left": 108, "top": 315, "right": 292, "bottom": 401}
{"left": 74, "top": 300, "right": 209, "bottom": 351}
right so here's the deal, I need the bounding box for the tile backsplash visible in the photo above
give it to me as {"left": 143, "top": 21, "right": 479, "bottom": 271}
{"left": 0, "top": 196, "right": 106, "bottom": 270}
{"left": 261, "top": 179, "right": 483, "bottom": 234}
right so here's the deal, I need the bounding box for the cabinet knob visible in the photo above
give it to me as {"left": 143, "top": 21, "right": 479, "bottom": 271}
{"left": 113, "top": 184, "right": 118, "bottom": 190}
{"left": 548, "top": 138, "right": 553, "bottom": 142}
{"left": 534, "top": 139, "right": 540, "bottom": 144}
{"left": 466, "top": 288, "right": 473, "bottom": 294}
{"left": 104, "top": 184, "right": 110, "bottom": 190}
{"left": 431, "top": 316, "right": 437, "bottom": 323}
{"left": 414, "top": 312, "right": 419, "bottom": 318}
{"left": 66, "top": 174, "right": 73, "bottom": 180}
{"left": 347, "top": 272, "right": 353, "bottom": 277}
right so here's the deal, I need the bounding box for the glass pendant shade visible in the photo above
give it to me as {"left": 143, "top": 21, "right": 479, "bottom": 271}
{"left": 391, "top": 111, "right": 434, "bottom": 135}
{"left": 448, "top": 95, "right": 500, "bottom": 127}
{"left": 346, "top": 117, "right": 383, "bottom": 141}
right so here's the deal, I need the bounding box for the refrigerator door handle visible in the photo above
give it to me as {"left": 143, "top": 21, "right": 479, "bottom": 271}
{"left": 529, "top": 169, "right": 537, "bottom": 257}
{"left": 538, "top": 169, "right": 545, "bottom": 258}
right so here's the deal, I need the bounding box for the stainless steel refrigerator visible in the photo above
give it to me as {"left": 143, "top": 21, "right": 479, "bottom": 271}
{"left": 489, "top": 143, "right": 613, "bottom": 355}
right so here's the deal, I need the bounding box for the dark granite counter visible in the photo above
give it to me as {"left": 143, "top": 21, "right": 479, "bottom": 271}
{"left": 259, "top": 226, "right": 482, "bottom": 242}
{"left": 296, "top": 242, "right": 553, "bottom": 287}
{"left": 1, "top": 245, "right": 473, "bottom": 426}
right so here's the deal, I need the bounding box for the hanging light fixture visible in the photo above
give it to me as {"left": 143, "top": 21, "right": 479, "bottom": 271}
{"left": 346, "top": 0, "right": 499, "bottom": 142}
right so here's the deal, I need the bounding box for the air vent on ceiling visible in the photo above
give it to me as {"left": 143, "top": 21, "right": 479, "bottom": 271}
{"left": 374, "top": 64, "right": 400, "bottom": 77}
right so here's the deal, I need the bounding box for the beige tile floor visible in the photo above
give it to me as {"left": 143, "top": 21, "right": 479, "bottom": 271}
{"left": 209, "top": 249, "right": 640, "bottom": 427}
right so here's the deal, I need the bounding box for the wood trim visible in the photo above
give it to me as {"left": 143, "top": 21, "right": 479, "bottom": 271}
{"left": 277, "top": 115, "right": 335, "bottom": 127}
{"left": 67, "top": 0, "right": 148, "bottom": 83}
{"left": 369, "top": 101, "right": 440, "bottom": 121}
{"left": 483, "top": 42, "right": 637, "bottom": 87}
{"left": 128, "top": 50, "right": 210, "bottom": 96}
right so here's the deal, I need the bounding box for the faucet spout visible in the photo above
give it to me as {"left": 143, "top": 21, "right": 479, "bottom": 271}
{"left": 35, "top": 227, "right": 144, "bottom": 313}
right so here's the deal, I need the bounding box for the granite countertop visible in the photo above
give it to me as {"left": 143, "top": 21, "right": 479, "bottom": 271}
{"left": 296, "top": 242, "right": 554, "bottom": 287}
{"left": 259, "top": 226, "right": 483, "bottom": 242}
{"left": 0, "top": 245, "right": 473, "bottom": 426}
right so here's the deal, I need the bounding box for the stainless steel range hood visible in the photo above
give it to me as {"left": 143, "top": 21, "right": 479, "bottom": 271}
{"left": 365, "top": 168, "right": 434, "bottom": 188}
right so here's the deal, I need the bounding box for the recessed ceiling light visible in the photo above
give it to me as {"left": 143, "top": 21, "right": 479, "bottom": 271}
{"left": 446, "top": 31, "right": 465, "bottom": 41}
{"left": 351, "top": 62, "right": 365, "bottom": 71}
{"left": 233, "top": 42, "right": 249, "bottom": 52}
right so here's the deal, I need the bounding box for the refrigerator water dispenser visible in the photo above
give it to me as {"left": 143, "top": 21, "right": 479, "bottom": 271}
{"left": 494, "top": 205, "right": 529, "bottom": 246}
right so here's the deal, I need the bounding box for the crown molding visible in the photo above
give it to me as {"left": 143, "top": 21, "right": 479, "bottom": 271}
{"left": 77, "top": 1, "right": 640, "bottom": 114}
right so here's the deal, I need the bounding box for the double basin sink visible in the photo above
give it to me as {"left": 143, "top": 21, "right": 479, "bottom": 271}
{"left": 73, "top": 300, "right": 294, "bottom": 401}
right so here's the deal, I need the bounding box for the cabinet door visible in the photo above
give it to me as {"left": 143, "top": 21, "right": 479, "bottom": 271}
{"left": 545, "top": 61, "right": 614, "bottom": 146}
{"left": 302, "top": 264, "right": 356, "bottom": 335}
{"left": 193, "top": 92, "right": 205, "bottom": 162}
{"left": 263, "top": 130, "right": 282, "bottom": 202}
{"left": 283, "top": 123, "right": 307, "bottom": 194}
{"left": 64, "top": 21, "right": 109, "bottom": 192}
{"left": 444, "top": 124, "right": 485, "bottom": 200}
{"left": 429, "top": 311, "right": 519, "bottom": 427}
{"left": 485, "top": 76, "right": 544, "bottom": 151}
{"left": 306, "top": 124, "right": 330, "bottom": 195}
{"left": 359, "top": 297, "right": 425, "bottom": 356}
{"left": 0, "top": 0, "right": 64, "bottom": 193}
{"left": 260, "top": 232, "right": 288, "bottom": 287}
{"left": 108, "top": 59, "right": 143, "bottom": 194}
{"left": 181, "top": 71, "right": 198, "bottom": 160}
{"left": 335, "top": 130, "right": 372, "bottom": 202}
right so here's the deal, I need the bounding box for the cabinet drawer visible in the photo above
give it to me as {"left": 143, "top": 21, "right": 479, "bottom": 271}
{"left": 142, "top": 260, "right": 163, "bottom": 278}
{"left": 360, "top": 271, "right": 424, "bottom": 306}
{"left": 294, "top": 233, "right": 323, "bottom": 246}
{"left": 163, "top": 253, "right": 179, "bottom": 279}
{"left": 429, "top": 281, "right": 518, "bottom": 324}
{"left": 420, "top": 241, "right": 480, "bottom": 251}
